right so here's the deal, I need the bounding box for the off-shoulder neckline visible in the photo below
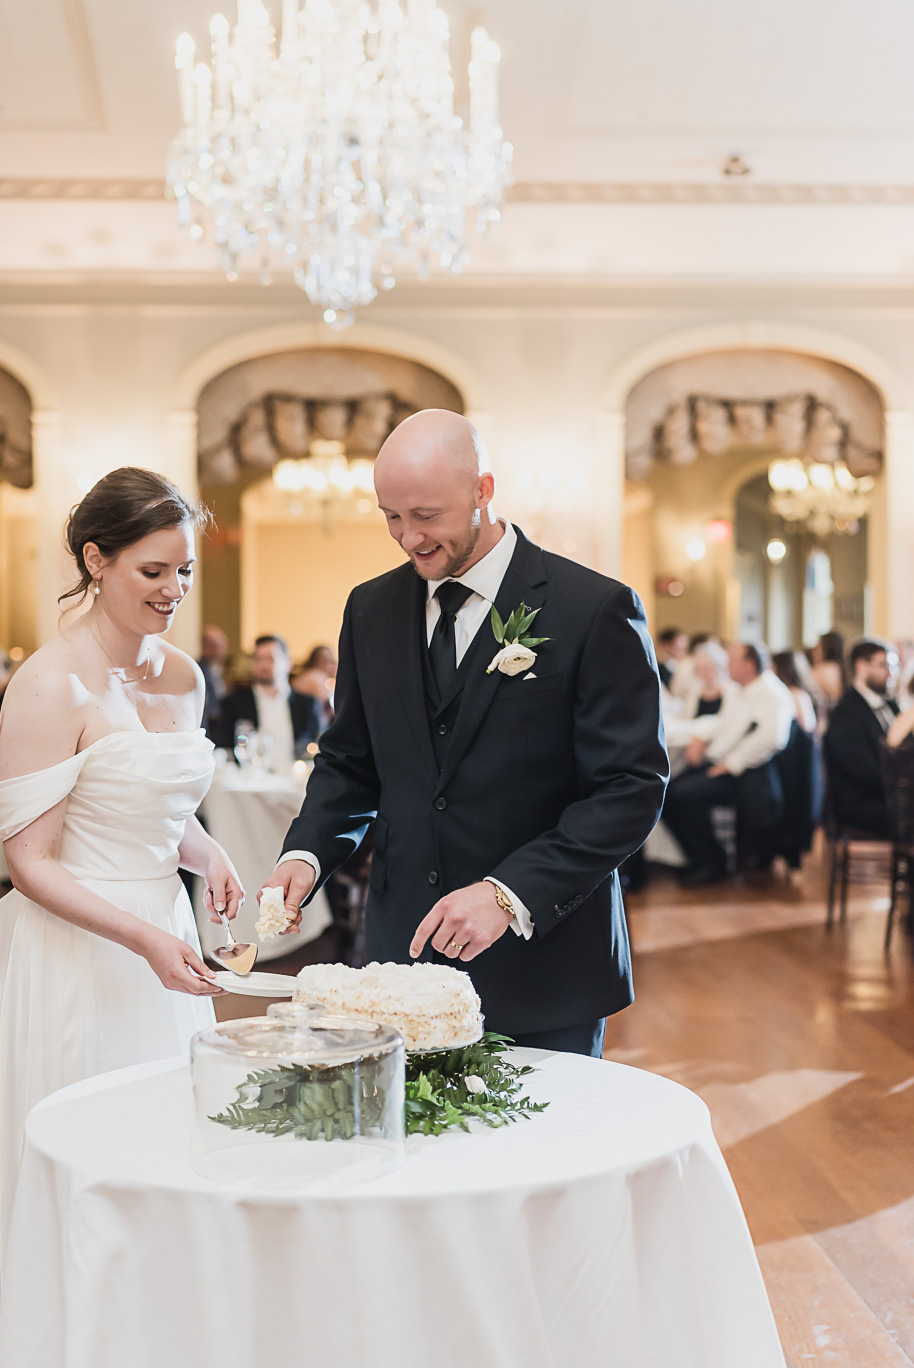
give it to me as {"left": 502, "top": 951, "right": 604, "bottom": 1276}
{"left": 75, "top": 727, "right": 208, "bottom": 757}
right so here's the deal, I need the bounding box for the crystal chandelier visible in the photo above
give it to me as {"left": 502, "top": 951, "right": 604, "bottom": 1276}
{"left": 768, "top": 458, "right": 876, "bottom": 537}
{"left": 272, "top": 439, "right": 376, "bottom": 502}
{"left": 167, "top": 0, "right": 513, "bottom": 327}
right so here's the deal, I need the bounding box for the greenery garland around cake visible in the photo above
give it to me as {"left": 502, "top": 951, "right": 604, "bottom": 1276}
{"left": 210, "top": 1033, "right": 547, "bottom": 1141}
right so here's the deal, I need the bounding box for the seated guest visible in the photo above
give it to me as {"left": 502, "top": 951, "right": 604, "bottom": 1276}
{"left": 670, "top": 632, "right": 720, "bottom": 701}
{"left": 681, "top": 640, "right": 736, "bottom": 719}
{"left": 219, "top": 634, "right": 320, "bottom": 769}
{"left": 823, "top": 639, "right": 899, "bottom": 837}
{"left": 197, "top": 625, "right": 229, "bottom": 740}
{"left": 810, "top": 630, "right": 846, "bottom": 728}
{"left": 772, "top": 651, "right": 818, "bottom": 734}
{"left": 292, "top": 643, "right": 337, "bottom": 732}
{"left": 655, "top": 626, "right": 689, "bottom": 692}
{"left": 663, "top": 642, "right": 795, "bottom": 886}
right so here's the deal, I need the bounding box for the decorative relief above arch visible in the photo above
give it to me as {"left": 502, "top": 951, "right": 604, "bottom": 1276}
{"left": 624, "top": 349, "right": 884, "bottom": 483}
{"left": 197, "top": 346, "right": 463, "bottom": 485}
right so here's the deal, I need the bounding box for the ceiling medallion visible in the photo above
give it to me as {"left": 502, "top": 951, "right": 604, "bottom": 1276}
{"left": 166, "top": 0, "right": 512, "bottom": 327}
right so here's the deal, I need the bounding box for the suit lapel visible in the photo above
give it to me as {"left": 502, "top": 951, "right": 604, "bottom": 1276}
{"left": 389, "top": 568, "right": 439, "bottom": 783}
{"left": 434, "top": 528, "right": 548, "bottom": 796}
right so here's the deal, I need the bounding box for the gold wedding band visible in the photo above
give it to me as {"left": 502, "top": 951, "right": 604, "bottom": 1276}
{"left": 449, "top": 941, "right": 465, "bottom": 952}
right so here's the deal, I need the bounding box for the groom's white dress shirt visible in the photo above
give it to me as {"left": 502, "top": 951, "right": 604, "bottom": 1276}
{"left": 278, "top": 519, "right": 535, "bottom": 938}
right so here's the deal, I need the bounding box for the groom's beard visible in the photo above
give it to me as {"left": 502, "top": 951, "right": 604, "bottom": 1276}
{"left": 408, "top": 516, "right": 481, "bottom": 581}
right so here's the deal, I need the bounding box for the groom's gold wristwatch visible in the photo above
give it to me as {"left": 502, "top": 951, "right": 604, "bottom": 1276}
{"left": 492, "top": 883, "right": 516, "bottom": 922}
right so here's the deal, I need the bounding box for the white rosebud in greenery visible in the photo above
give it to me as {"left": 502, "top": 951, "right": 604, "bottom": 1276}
{"left": 465, "top": 1075, "right": 487, "bottom": 1094}
{"left": 487, "top": 641, "right": 537, "bottom": 677}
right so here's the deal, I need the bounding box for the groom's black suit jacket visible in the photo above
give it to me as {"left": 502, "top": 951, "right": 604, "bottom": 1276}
{"left": 282, "top": 526, "right": 668, "bottom": 1035}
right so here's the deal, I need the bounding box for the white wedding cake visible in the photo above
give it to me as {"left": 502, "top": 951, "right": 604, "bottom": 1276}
{"left": 294, "top": 961, "right": 483, "bottom": 1051}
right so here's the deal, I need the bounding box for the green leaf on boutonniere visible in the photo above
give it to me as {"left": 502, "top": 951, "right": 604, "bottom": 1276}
{"left": 490, "top": 601, "right": 551, "bottom": 657}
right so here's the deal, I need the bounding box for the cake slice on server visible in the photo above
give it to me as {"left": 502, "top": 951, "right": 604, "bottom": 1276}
{"left": 294, "top": 961, "right": 483, "bottom": 1052}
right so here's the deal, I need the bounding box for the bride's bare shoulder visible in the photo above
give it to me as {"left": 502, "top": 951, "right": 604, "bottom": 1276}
{"left": 157, "top": 640, "right": 205, "bottom": 700}
{"left": 0, "top": 643, "right": 86, "bottom": 769}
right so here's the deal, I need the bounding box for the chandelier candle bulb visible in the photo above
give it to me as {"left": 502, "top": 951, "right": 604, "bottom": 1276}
{"left": 194, "top": 63, "right": 212, "bottom": 135}
{"left": 281, "top": 0, "right": 299, "bottom": 58}
{"left": 210, "top": 14, "right": 230, "bottom": 111}
{"left": 175, "top": 34, "right": 196, "bottom": 126}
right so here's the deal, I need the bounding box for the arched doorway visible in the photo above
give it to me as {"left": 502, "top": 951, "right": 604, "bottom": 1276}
{"left": 195, "top": 346, "right": 464, "bottom": 658}
{"left": 620, "top": 347, "right": 883, "bottom": 646}
{"left": 601, "top": 321, "right": 914, "bottom": 640}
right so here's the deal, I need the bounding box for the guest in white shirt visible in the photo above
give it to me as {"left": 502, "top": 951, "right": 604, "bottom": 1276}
{"left": 664, "top": 642, "right": 795, "bottom": 885}
{"left": 218, "top": 635, "right": 320, "bottom": 771}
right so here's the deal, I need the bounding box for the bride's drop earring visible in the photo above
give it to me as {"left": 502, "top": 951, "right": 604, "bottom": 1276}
{"left": 93, "top": 580, "right": 101, "bottom": 596}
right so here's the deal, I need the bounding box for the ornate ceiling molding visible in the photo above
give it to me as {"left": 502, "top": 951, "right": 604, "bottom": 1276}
{"left": 3, "top": 179, "right": 914, "bottom": 205}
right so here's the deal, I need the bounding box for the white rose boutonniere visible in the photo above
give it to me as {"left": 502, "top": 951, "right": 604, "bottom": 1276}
{"left": 486, "top": 601, "right": 550, "bottom": 676}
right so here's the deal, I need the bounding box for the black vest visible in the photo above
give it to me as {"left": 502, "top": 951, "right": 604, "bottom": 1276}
{"left": 420, "top": 601, "right": 493, "bottom": 770}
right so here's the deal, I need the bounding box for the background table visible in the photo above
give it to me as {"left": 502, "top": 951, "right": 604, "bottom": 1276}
{"left": 195, "top": 764, "right": 331, "bottom": 963}
{"left": 644, "top": 712, "right": 720, "bottom": 867}
{"left": 0, "top": 1052, "right": 784, "bottom": 1368}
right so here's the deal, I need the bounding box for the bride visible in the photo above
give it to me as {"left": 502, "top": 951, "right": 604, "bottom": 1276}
{"left": 0, "top": 467, "right": 243, "bottom": 1259}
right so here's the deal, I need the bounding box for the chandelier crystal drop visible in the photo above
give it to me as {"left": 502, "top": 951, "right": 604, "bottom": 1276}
{"left": 166, "top": 0, "right": 513, "bottom": 327}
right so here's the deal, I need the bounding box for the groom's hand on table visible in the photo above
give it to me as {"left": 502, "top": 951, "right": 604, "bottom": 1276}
{"left": 258, "top": 860, "right": 316, "bottom": 933}
{"left": 410, "top": 882, "right": 514, "bottom": 962}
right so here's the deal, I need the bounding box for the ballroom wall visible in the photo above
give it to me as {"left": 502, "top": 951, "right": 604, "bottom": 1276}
{"left": 2, "top": 279, "right": 914, "bottom": 656}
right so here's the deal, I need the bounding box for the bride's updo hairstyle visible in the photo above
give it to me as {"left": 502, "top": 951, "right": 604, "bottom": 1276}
{"left": 59, "top": 467, "right": 212, "bottom": 609}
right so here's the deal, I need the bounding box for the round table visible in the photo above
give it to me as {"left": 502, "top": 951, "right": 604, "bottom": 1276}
{"left": 0, "top": 1052, "right": 784, "bottom": 1368}
{"left": 195, "top": 765, "right": 331, "bottom": 963}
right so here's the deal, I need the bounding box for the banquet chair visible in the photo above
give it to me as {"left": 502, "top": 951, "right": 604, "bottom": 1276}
{"left": 822, "top": 754, "right": 892, "bottom": 931}
{"left": 880, "top": 741, "right": 914, "bottom": 951}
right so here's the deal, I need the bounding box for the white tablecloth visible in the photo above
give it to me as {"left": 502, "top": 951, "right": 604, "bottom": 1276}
{"left": 0, "top": 1052, "right": 784, "bottom": 1368}
{"left": 644, "top": 714, "right": 721, "bottom": 867}
{"left": 196, "top": 766, "right": 331, "bottom": 963}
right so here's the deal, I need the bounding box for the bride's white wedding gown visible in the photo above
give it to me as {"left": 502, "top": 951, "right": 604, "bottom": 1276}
{"left": 0, "top": 728, "right": 217, "bottom": 1258}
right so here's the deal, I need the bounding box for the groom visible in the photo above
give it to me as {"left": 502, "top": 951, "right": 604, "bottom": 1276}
{"left": 262, "top": 411, "right": 668, "bottom": 1056}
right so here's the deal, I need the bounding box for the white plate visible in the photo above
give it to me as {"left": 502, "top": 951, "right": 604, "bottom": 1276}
{"left": 213, "top": 970, "right": 298, "bottom": 997}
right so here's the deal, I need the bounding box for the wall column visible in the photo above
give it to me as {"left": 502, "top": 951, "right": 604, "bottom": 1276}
{"left": 165, "top": 410, "right": 201, "bottom": 656}
{"left": 874, "top": 411, "right": 914, "bottom": 640}
{"left": 32, "top": 409, "right": 67, "bottom": 646}
{"left": 596, "top": 410, "right": 625, "bottom": 580}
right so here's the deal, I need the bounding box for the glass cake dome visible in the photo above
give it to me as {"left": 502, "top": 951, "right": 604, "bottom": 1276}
{"left": 190, "top": 1013, "right": 405, "bottom": 1189}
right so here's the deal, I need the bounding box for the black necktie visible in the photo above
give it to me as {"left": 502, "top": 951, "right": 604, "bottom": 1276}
{"left": 428, "top": 581, "right": 474, "bottom": 697}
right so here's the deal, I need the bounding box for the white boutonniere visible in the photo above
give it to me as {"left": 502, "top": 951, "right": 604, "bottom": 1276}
{"left": 486, "top": 601, "right": 550, "bottom": 676}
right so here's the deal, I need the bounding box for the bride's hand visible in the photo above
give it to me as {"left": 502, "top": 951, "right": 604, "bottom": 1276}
{"left": 142, "top": 930, "right": 223, "bottom": 996}
{"left": 203, "top": 852, "right": 245, "bottom": 924}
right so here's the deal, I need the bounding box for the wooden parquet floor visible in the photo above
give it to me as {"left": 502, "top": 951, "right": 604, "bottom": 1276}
{"left": 618, "top": 847, "right": 914, "bottom": 1367}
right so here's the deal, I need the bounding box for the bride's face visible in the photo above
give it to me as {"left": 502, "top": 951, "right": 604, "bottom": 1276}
{"left": 88, "top": 522, "right": 196, "bottom": 636}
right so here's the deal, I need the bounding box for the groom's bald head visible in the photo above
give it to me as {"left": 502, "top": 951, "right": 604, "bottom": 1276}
{"left": 374, "top": 409, "right": 500, "bottom": 580}
{"left": 374, "top": 409, "right": 489, "bottom": 485}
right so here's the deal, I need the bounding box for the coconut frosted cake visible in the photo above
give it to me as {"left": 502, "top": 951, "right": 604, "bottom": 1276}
{"left": 293, "top": 961, "right": 483, "bottom": 1051}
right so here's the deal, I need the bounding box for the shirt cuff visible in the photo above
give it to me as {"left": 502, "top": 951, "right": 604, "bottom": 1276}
{"left": 484, "top": 877, "right": 534, "bottom": 940}
{"left": 276, "top": 850, "right": 322, "bottom": 884}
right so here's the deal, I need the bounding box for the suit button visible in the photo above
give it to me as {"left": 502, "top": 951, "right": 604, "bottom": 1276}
{"left": 434, "top": 796, "right": 447, "bottom": 810}
{"left": 437, "top": 724, "right": 447, "bottom": 735}
{"left": 428, "top": 871, "right": 439, "bottom": 885}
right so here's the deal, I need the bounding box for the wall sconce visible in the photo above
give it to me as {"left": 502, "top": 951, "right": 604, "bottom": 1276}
{"left": 685, "top": 539, "right": 707, "bottom": 562}
{"left": 766, "top": 539, "right": 788, "bottom": 564}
